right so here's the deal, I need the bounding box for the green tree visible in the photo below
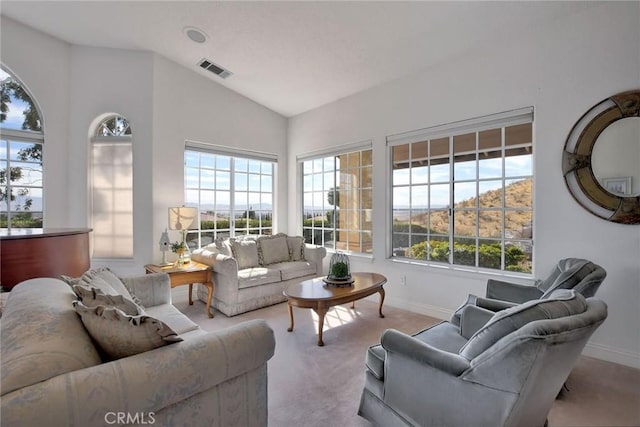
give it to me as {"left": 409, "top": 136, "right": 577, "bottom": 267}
{"left": 1, "top": 77, "right": 41, "bottom": 131}
{"left": 1, "top": 73, "right": 43, "bottom": 227}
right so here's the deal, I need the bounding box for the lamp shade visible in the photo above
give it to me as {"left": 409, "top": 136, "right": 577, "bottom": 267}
{"left": 168, "top": 207, "right": 199, "bottom": 230}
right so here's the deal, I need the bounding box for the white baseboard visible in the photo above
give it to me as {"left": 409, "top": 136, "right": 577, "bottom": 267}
{"left": 583, "top": 341, "right": 640, "bottom": 369}
{"left": 383, "top": 296, "right": 640, "bottom": 370}
{"left": 384, "top": 296, "right": 452, "bottom": 321}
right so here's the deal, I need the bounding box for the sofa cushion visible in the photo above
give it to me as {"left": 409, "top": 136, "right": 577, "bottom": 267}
{"left": 74, "top": 301, "right": 183, "bottom": 360}
{"left": 272, "top": 261, "right": 316, "bottom": 281}
{"left": 144, "top": 304, "right": 200, "bottom": 335}
{"left": 73, "top": 284, "right": 142, "bottom": 316}
{"left": 460, "top": 289, "right": 587, "bottom": 360}
{"left": 230, "top": 239, "right": 260, "bottom": 269}
{"left": 1, "top": 279, "right": 102, "bottom": 396}
{"left": 237, "top": 267, "right": 282, "bottom": 289}
{"left": 287, "top": 236, "right": 306, "bottom": 261}
{"left": 257, "top": 234, "right": 290, "bottom": 265}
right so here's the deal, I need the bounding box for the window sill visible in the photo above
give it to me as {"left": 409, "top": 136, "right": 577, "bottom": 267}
{"left": 387, "top": 257, "right": 534, "bottom": 282}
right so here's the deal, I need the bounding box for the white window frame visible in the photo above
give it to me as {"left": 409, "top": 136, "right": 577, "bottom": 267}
{"left": 184, "top": 141, "right": 277, "bottom": 248}
{"left": 387, "top": 108, "right": 534, "bottom": 274}
{"left": 298, "top": 140, "right": 373, "bottom": 255}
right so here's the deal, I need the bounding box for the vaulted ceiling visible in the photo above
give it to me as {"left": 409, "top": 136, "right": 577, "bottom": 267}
{"left": 1, "top": 1, "right": 598, "bottom": 117}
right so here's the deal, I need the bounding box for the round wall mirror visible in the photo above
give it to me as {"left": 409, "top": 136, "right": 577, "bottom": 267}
{"left": 562, "top": 90, "right": 640, "bottom": 224}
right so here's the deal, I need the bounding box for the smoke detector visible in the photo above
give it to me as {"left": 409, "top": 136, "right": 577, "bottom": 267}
{"left": 183, "top": 26, "right": 207, "bottom": 44}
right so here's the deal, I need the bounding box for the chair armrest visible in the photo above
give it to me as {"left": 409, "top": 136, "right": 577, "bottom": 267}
{"left": 486, "top": 278, "right": 543, "bottom": 303}
{"left": 0, "top": 319, "right": 275, "bottom": 426}
{"left": 381, "top": 329, "right": 469, "bottom": 376}
{"left": 121, "top": 273, "right": 171, "bottom": 307}
{"left": 459, "top": 305, "right": 495, "bottom": 339}
{"left": 474, "top": 296, "right": 517, "bottom": 312}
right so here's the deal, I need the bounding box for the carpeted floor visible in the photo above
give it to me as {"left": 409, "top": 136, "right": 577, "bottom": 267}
{"left": 173, "top": 287, "right": 640, "bottom": 427}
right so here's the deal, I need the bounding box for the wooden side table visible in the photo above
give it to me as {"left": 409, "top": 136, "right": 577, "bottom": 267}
{"left": 144, "top": 261, "right": 214, "bottom": 318}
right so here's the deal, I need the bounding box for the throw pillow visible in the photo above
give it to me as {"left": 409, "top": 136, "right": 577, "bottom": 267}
{"left": 286, "top": 236, "right": 306, "bottom": 261}
{"left": 74, "top": 301, "right": 182, "bottom": 360}
{"left": 73, "top": 284, "right": 143, "bottom": 316}
{"left": 257, "top": 234, "right": 290, "bottom": 265}
{"left": 230, "top": 239, "right": 260, "bottom": 270}
{"left": 63, "top": 268, "right": 144, "bottom": 308}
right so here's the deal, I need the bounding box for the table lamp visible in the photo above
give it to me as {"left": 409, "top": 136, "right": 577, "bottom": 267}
{"left": 168, "top": 206, "right": 199, "bottom": 265}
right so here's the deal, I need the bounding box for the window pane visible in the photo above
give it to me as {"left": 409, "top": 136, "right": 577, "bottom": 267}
{"left": 505, "top": 178, "right": 532, "bottom": 208}
{"left": 393, "top": 167, "right": 410, "bottom": 186}
{"left": 479, "top": 210, "right": 502, "bottom": 238}
{"left": 479, "top": 180, "right": 503, "bottom": 208}
{"left": 200, "top": 169, "right": 215, "bottom": 189}
{"left": 453, "top": 210, "right": 476, "bottom": 237}
{"left": 453, "top": 238, "right": 475, "bottom": 266}
{"left": 505, "top": 210, "right": 532, "bottom": 239}
{"left": 479, "top": 241, "right": 502, "bottom": 270}
{"left": 478, "top": 152, "right": 502, "bottom": 179}
{"left": 430, "top": 184, "right": 450, "bottom": 208}
{"left": 505, "top": 123, "right": 532, "bottom": 146}
{"left": 412, "top": 164, "right": 428, "bottom": 184}
{"left": 505, "top": 149, "right": 532, "bottom": 177}
{"left": 454, "top": 182, "right": 475, "bottom": 205}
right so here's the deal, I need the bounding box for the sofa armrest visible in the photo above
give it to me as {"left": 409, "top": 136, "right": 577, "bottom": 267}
{"left": 121, "top": 272, "right": 171, "bottom": 307}
{"left": 381, "top": 329, "right": 469, "bottom": 376}
{"left": 0, "top": 319, "right": 275, "bottom": 427}
{"left": 192, "top": 248, "right": 239, "bottom": 276}
{"left": 303, "top": 244, "right": 327, "bottom": 275}
{"left": 486, "top": 278, "right": 543, "bottom": 303}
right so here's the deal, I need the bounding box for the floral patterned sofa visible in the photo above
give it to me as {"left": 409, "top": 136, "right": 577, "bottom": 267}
{"left": 0, "top": 272, "right": 275, "bottom": 427}
{"left": 192, "top": 234, "right": 327, "bottom": 316}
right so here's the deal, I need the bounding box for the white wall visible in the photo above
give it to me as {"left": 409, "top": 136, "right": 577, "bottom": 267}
{"left": 1, "top": 17, "right": 288, "bottom": 276}
{"left": 1, "top": 16, "right": 71, "bottom": 227}
{"left": 151, "top": 55, "right": 288, "bottom": 265}
{"left": 287, "top": 2, "right": 640, "bottom": 367}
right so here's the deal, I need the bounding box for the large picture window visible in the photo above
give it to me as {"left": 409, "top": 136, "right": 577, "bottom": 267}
{"left": 184, "top": 142, "right": 276, "bottom": 248}
{"left": 300, "top": 143, "right": 373, "bottom": 254}
{"left": 389, "top": 108, "right": 533, "bottom": 273}
{"left": 1, "top": 67, "right": 44, "bottom": 230}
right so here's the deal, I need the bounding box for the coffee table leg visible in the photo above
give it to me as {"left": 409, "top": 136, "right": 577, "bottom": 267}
{"left": 188, "top": 284, "right": 194, "bottom": 305}
{"left": 205, "top": 282, "right": 214, "bottom": 318}
{"left": 350, "top": 301, "right": 355, "bottom": 309}
{"left": 287, "top": 304, "right": 294, "bottom": 332}
{"left": 378, "top": 288, "right": 386, "bottom": 318}
{"left": 314, "top": 305, "right": 328, "bottom": 346}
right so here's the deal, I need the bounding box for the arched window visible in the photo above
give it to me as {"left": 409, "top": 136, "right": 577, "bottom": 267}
{"left": 90, "top": 114, "right": 133, "bottom": 258}
{"left": 0, "top": 66, "right": 44, "bottom": 230}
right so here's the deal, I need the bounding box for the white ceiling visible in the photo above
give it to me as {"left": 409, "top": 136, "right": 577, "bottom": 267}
{"left": 1, "top": 1, "right": 597, "bottom": 117}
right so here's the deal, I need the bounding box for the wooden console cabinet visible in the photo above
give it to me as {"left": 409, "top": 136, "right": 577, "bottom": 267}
{"left": 0, "top": 228, "right": 91, "bottom": 291}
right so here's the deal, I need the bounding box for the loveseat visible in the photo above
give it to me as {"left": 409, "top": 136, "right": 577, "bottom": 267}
{"left": 1, "top": 271, "right": 276, "bottom": 427}
{"left": 192, "top": 233, "right": 327, "bottom": 316}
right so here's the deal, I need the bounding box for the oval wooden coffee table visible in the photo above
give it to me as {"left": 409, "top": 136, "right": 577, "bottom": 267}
{"left": 284, "top": 272, "right": 387, "bottom": 346}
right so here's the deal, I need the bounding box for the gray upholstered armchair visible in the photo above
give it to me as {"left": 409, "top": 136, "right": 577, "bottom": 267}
{"left": 486, "top": 258, "right": 606, "bottom": 303}
{"left": 358, "top": 290, "right": 607, "bottom": 427}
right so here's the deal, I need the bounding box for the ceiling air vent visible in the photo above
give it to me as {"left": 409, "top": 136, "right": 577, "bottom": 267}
{"left": 198, "top": 58, "right": 233, "bottom": 79}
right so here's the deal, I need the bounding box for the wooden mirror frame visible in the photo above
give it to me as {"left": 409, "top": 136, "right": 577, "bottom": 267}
{"left": 562, "top": 90, "right": 640, "bottom": 224}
